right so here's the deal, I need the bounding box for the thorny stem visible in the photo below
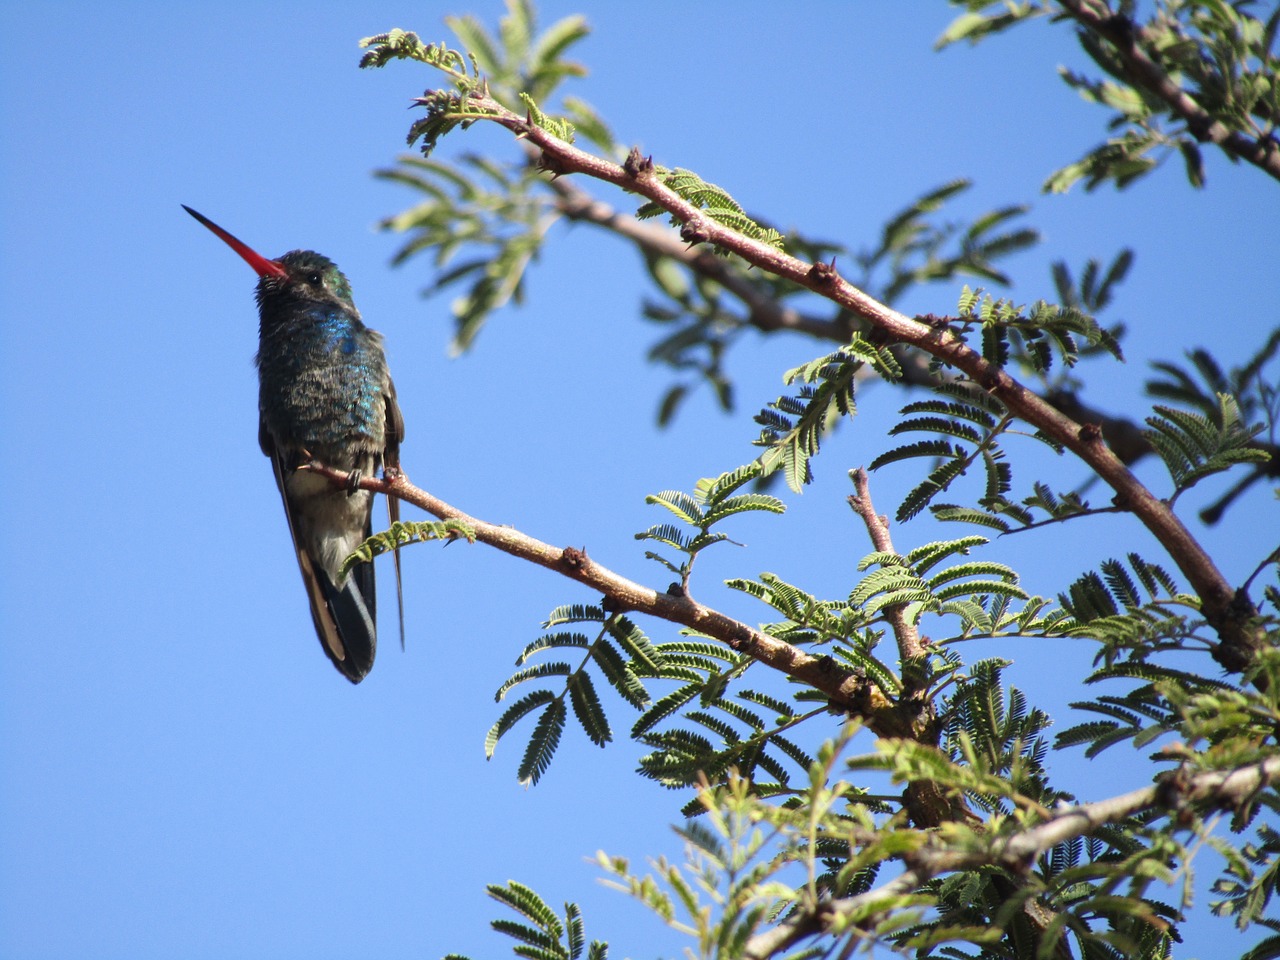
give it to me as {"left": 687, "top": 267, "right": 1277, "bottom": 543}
{"left": 453, "top": 91, "right": 1263, "bottom": 674}
{"left": 314, "top": 462, "right": 979, "bottom": 829}
{"left": 303, "top": 461, "right": 911, "bottom": 738}
{"left": 548, "top": 166, "right": 1164, "bottom": 468}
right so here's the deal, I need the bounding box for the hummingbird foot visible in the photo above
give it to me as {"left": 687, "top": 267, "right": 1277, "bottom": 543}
{"left": 345, "top": 468, "right": 364, "bottom": 496}
{"left": 285, "top": 448, "right": 317, "bottom": 472}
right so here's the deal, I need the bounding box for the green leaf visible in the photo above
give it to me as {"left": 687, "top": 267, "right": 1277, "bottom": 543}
{"left": 591, "top": 639, "right": 650, "bottom": 710}
{"left": 489, "top": 880, "right": 564, "bottom": 935}
{"left": 645, "top": 489, "right": 705, "bottom": 525}
{"left": 486, "top": 689, "right": 557, "bottom": 758}
{"left": 567, "top": 671, "right": 611, "bottom": 746}
{"left": 518, "top": 699, "right": 567, "bottom": 786}
{"left": 496, "top": 662, "right": 573, "bottom": 702}
{"left": 608, "top": 617, "right": 666, "bottom": 675}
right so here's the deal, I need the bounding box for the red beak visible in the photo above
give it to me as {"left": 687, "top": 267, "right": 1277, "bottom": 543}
{"left": 182, "top": 205, "right": 288, "bottom": 280}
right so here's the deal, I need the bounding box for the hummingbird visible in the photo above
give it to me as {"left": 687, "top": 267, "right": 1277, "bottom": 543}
{"left": 183, "top": 205, "right": 404, "bottom": 683}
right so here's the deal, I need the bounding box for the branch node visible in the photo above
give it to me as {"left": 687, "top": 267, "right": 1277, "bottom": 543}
{"left": 680, "top": 220, "right": 711, "bottom": 246}
{"left": 1079, "top": 422, "right": 1104, "bottom": 443}
{"left": 537, "top": 151, "right": 570, "bottom": 178}
{"left": 622, "top": 145, "right": 653, "bottom": 178}
{"left": 916, "top": 312, "right": 954, "bottom": 331}
{"left": 807, "top": 258, "right": 838, "bottom": 285}
{"left": 560, "top": 545, "right": 588, "bottom": 570}
{"left": 726, "top": 623, "right": 757, "bottom": 653}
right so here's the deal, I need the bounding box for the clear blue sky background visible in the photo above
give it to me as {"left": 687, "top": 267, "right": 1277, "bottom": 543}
{"left": 2, "top": 2, "right": 1276, "bottom": 959}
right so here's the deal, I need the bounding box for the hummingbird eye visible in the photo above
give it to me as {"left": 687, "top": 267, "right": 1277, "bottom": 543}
{"left": 306, "top": 271, "right": 324, "bottom": 287}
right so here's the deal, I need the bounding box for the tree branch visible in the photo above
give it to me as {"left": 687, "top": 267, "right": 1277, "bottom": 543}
{"left": 743, "top": 754, "right": 1280, "bottom": 960}
{"left": 548, "top": 175, "right": 847, "bottom": 341}
{"left": 547, "top": 169, "right": 1169, "bottom": 469}
{"left": 1056, "top": 0, "right": 1280, "bottom": 183}
{"left": 456, "top": 94, "right": 1259, "bottom": 670}
{"left": 303, "top": 462, "right": 925, "bottom": 737}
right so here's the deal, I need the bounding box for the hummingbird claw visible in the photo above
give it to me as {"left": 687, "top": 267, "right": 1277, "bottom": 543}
{"left": 345, "top": 468, "right": 364, "bottom": 496}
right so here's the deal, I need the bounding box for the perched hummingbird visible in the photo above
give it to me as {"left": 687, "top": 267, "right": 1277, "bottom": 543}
{"left": 183, "top": 205, "right": 403, "bottom": 683}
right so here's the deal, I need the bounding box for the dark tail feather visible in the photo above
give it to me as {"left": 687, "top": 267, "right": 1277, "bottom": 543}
{"left": 298, "top": 549, "right": 378, "bottom": 684}
{"left": 319, "top": 566, "right": 377, "bottom": 683}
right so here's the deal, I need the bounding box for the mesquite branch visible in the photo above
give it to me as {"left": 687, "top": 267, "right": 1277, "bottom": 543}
{"left": 450, "top": 91, "right": 1261, "bottom": 671}
{"left": 547, "top": 171, "right": 1171, "bottom": 471}
{"left": 305, "top": 462, "right": 920, "bottom": 738}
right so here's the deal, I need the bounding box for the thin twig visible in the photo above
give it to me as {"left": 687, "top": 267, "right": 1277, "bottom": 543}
{"left": 847, "top": 468, "right": 925, "bottom": 660}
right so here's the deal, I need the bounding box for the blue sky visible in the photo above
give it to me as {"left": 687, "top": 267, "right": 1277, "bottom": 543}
{"left": 2, "top": 2, "right": 1277, "bottom": 959}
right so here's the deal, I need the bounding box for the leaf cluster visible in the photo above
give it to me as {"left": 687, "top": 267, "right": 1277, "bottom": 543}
{"left": 487, "top": 465, "right": 791, "bottom": 788}
{"left": 753, "top": 337, "right": 903, "bottom": 493}
{"left": 363, "top": 2, "right": 614, "bottom": 351}
{"left": 939, "top": 1, "right": 1280, "bottom": 191}
{"left": 340, "top": 518, "right": 475, "bottom": 579}
{"left": 636, "top": 167, "right": 785, "bottom": 254}
{"left": 443, "top": 881, "right": 607, "bottom": 960}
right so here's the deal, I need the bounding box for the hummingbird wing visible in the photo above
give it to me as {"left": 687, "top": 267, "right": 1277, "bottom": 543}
{"left": 262, "top": 422, "right": 377, "bottom": 683}
{"left": 384, "top": 378, "right": 406, "bottom": 651}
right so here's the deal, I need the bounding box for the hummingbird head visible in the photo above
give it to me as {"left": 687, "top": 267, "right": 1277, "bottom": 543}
{"left": 182, "top": 205, "right": 357, "bottom": 312}
{"left": 269, "top": 250, "right": 357, "bottom": 311}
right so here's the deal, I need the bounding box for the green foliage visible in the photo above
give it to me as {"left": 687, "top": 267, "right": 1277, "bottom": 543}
{"left": 753, "top": 337, "right": 903, "bottom": 493}
{"left": 376, "top": 153, "right": 552, "bottom": 352}
{"left": 751, "top": 281, "right": 1124, "bottom": 509}
{"left": 1144, "top": 393, "right": 1269, "bottom": 498}
{"left": 935, "top": 2, "right": 1046, "bottom": 48}
{"left": 486, "top": 605, "right": 663, "bottom": 785}
{"left": 643, "top": 179, "right": 1046, "bottom": 427}
{"left": 359, "top": 31, "right": 493, "bottom": 157}
{"left": 871, "top": 388, "right": 1016, "bottom": 523}
{"left": 443, "top": 880, "right": 608, "bottom": 960}
{"left": 940, "top": 1, "right": 1280, "bottom": 192}
{"left": 636, "top": 167, "right": 785, "bottom": 253}
{"left": 940, "top": 659, "right": 1060, "bottom": 813}
{"left": 853, "top": 179, "right": 1040, "bottom": 303}
{"left": 932, "top": 479, "right": 1093, "bottom": 534}
{"left": 1149, "top": 329, "right": 1280, "bottom": 427}
{"left": 366, "top": 10, "right": 1058, "bottom": 428}
{"left": 601, "top": 738, "right": 941, "bottom": 960}
{"left": 637, "top": 462, "right": 786, "bottom": 582}
{"left": 1145, "top": 330, "right": 1280, "bottom": 521}
{"left": 363, "top": 3, "right": 610, "bottom": 352}
{"left": 1052, "top": 248, "right": 1134, "bottom": 317}
{"left": 599, "top": 775, "right": 804, "bottom": 960}
{"left": 488, "top": 465, "right": 791, "bottom": 786}
{"left": 362, "top": 4, "right": 1280, "bottom": 959}
{"left": 952, "top": 284, "right": 1125, "bottom": 374}
{"left": 1212, "top": 821, "right": 1280, "bottom": 943}
{"left": 340, "top": 519, "right": 474, "bottom": 578}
